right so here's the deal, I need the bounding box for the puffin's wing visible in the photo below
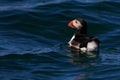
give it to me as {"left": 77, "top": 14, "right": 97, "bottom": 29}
{"left": 74, "top": 35, "right": 99, "bottom": 48}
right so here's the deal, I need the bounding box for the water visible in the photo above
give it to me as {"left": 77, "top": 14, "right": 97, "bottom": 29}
{"left": 0, "top": 0, "right": 120, "bottom": 80}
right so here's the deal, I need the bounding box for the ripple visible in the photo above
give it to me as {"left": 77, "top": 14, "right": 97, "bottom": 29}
{"left": 87, "top": 65, "right": 120, "bottom": 80}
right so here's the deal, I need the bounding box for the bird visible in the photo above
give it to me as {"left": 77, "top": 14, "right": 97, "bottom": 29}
{"left": 68, "top": 18, "right": 100, "bottom": 52}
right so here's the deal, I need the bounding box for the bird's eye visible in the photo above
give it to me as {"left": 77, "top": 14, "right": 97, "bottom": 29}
{"left": 75, "top": 20, "right": 78, "bottom": 23}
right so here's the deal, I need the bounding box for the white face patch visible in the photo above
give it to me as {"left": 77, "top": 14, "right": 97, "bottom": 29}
{"left": 73, "top": 19, "right": 82, "bottom": 29}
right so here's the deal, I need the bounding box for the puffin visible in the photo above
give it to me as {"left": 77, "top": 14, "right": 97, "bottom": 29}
{"left": 68, "top": 18, "right": 100, "bottom": 52}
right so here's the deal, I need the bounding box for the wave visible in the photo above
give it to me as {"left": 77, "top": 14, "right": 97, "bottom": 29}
{"left": 0, "top": 0, "right": 120, "bottom": 11}
{"left": 0, "top": 0, "right": 67, "bottom": 11}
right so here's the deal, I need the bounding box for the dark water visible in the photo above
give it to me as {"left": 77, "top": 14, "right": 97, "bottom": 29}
{"left": 0, "top": 0, "right": 120, "bottom": 80}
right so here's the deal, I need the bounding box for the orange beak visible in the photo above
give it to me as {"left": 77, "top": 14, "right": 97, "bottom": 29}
{"left": 68, "top": 20, "right": 74, "bottom": 28}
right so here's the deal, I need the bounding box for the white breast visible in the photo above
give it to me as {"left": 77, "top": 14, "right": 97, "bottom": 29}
{"left": 68, "top": 35, "right": 80, "bottom": 49}
{"left": 68, "top": 35, "right": 75, "bottom": 47}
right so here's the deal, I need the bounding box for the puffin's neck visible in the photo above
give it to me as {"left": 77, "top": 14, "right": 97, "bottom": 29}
{"left": 75, "top": 27, "right": 87, "bottom": 35}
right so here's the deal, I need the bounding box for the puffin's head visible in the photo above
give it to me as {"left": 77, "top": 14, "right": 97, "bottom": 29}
{"left": 68, "top": 18, "right": 87, "bottom": 29}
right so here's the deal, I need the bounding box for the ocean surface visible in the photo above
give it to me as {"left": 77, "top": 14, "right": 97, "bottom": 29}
{"left": 0, "top": 0, "right": 120, "bottom": 80}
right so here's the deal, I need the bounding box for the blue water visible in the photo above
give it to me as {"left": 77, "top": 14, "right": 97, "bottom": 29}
{"left": 0, "top": 0, "right": 120, "bottom": 80}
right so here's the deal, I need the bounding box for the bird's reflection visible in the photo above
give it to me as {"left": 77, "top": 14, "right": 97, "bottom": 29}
{"left": 61, "top": 43, "right": 100, "bottom": 80}
{"left": 60, "top": 43, "right": 99, "bottom": 64}
{"left": 69, "top": 47, "right": 99, "bottom": 64}
{"left": 69, "top": 47, "right": 100, "bottom": 80}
